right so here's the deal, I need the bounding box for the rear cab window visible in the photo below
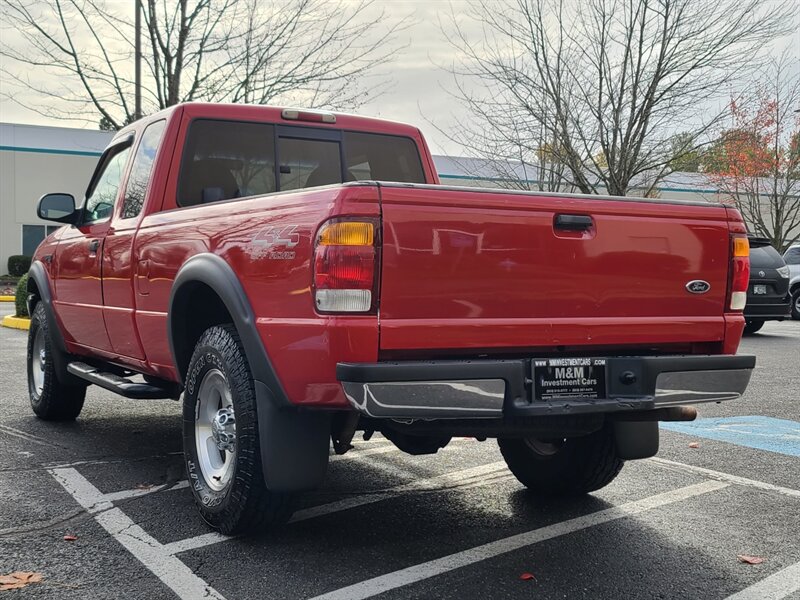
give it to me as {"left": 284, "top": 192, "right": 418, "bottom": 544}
{"left": 784, "top": 248, "right": 800, "bottom": 265}
{"left": 749, "top": 241, "right": 785, "bottom": 269}
{"left": 176, "top": 118, "right": 426, "bottom": 208}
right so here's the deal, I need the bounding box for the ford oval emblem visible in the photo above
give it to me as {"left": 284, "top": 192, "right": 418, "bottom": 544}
{"left": 686, "top": 280, "right": 711, "bottom": 294}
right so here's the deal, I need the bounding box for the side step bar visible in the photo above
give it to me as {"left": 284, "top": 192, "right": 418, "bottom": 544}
{"left": 67, "top": 362, "right": 179, "bottom": 400}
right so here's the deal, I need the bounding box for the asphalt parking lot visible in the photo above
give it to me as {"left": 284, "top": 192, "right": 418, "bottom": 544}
{"left": 1, "top": 302, "right": 798, "bottom": 600}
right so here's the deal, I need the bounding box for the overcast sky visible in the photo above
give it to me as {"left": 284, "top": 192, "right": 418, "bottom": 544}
{"left": 0, "top": 1, "right": 474, "bottom": 154}
{"left": 0, "top": 0, "right": 797, "bottom": 156}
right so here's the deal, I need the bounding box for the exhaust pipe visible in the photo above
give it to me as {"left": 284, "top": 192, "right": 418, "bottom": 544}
{"left": 613, "top": 406, "right": 697, "bottom": 422}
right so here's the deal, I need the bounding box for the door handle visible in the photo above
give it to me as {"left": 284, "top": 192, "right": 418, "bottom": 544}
{"left": 554, "top": 214, "right": 594, "bottom": 231}
{"left": 88, "top": 239, "right": 100, "bottom": 253}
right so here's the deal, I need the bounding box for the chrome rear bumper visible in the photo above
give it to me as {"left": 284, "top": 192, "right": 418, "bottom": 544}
{"left": 338, "top": 355, "right": 755, "bottom": 420}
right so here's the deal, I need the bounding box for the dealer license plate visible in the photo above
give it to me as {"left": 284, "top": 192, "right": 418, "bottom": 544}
{"left": 753, "top": 284, "right": 767, "bottom": 295}
{"left": 533, "top": 358, "right": 606, "bottom": 401}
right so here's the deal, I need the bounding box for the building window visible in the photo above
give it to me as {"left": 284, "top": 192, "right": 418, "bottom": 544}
{"left": 22, "top": 225, "right": 60, "bottom": 256}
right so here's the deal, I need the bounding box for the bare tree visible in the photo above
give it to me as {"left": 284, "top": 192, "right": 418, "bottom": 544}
{"left": 441, "top": 0, "right": 795, "bottom": 196}
{"left": 0, "top": 0, "right": 406, "bottom": 130}
{"left": 704, "top": 56, "right": 800, "bottom": 251}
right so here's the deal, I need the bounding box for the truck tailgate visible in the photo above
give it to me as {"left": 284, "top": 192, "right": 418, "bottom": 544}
{"left": 378, "top": 184, "right": 731, "bottom": 353}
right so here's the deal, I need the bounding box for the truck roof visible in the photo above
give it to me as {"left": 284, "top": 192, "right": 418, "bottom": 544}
{"left": 116, "top": 102, "right": 422, "bottom": 140}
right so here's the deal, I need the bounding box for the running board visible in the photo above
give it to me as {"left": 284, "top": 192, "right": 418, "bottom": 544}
{"left": 66, "top": 362, "right": 179, "bottom": 399}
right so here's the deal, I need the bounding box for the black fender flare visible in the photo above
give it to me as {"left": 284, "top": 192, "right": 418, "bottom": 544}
{"left": 26, "top": 261, "right": 81, "bottom": 385}
{"left": 168, "top": 254, "right": 330, "bottom": 491}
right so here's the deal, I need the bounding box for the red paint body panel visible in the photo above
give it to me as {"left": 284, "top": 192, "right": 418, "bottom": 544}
{"left": 378, "top": 185, "right": 734, "bottom": 356}
{"left": 55, "top": 221, "right": 113, "bottom": 352}
{"left": 32, "top": 102, "right": 747, "bottom": 409}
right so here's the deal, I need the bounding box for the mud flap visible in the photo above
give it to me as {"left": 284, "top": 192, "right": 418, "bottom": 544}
{"left": 613, "top": 420, "right": 659, "bottom": 460}
{"left": 255, "top": 381, "right": 331, "bottom": 491}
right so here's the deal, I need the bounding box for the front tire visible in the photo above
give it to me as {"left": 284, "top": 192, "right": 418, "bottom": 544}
{"left": 743, "top": 319, "right": 765, "bottom": 335}
{"left": 27, "top": 303, "right": 86, "bottom": 421}
{"left": 498, "top": 424, "right": 624, "bottom": 496}
{"left": 791, "top": 288, "right": 800, "bottom": 320}
{"left": 183, "top": 324, "right": 295, "bottom": 535}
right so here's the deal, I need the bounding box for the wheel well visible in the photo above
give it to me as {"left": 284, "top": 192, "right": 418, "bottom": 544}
{"left": 26, "top": 276, "right": 40, "bottom": 313}
{"left": 170, "top": 281, "right": 233, "bottom": 380}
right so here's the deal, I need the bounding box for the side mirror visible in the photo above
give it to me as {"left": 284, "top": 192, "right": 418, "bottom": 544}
{"left": 37, "top": 193, "right": 78, "bottom": 224}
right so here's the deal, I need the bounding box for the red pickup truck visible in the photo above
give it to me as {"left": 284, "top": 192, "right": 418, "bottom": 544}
{"left": 27, "top": 103, "right": 755, "bottom": 534}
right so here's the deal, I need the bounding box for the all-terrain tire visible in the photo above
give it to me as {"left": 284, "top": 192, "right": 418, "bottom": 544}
{"left": 743, "top": 319, "right": 765, "bottom": 335}
{"left": 182, "top": 324, "right": 295, "bottom": 535}
{"left": 498, "top": 424, "right": 624, "bottom": 495}
{"left": 27, "top": 303, "right": 86, "bottom": 421}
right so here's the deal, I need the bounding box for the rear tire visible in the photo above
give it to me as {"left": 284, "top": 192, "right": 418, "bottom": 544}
{"left": 498, "top": 424, "right": 624, "bottom": 496}
{"left": 27, "top": 303, "right": 86, "bottom": 421}
{"left": 743, "top": 319, "right": 765, "bottom": 335}
{"left": 182, "top": 324, "right": 295, "bottom": 535}
{"left": 791, "top": 288, "right": 800, "bottom": 320}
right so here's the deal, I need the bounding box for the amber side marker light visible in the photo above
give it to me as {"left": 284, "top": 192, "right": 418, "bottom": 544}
{"left": 730, "top": 235, "right": 750, "bottom": 311}
{"left": 314, "top": 221, "right": 377, "bottom": 313}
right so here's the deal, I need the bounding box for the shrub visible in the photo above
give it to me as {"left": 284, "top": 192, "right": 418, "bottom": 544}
{"left": 15, "top": 273, "right": 29, "bottom": 318}
{"left": 8, "top": 255, "right": 32, "bottom": 277}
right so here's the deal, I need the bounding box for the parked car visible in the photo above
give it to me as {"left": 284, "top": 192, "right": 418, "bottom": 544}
{"left": 26, "top": 103, "right": 755, "bottom": 535}
{"left": 743, "top": 237, "right": 792, "bottom": 334}
{"left": 782, "top": 243, "right": 800, "bottom": 320}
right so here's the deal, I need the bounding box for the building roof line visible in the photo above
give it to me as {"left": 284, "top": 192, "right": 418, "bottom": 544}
{"left": 0, "top": 145, "right": 103, "bottom": 157}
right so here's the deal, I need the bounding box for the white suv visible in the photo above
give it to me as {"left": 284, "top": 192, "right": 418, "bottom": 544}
{"left": 783, "top": 244, "right": 800, "bottom": 320}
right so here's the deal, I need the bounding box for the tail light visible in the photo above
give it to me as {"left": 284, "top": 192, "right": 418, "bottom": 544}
{"left": 314, "top": 219, "right": 379, "bottom": 313}
{"left": 729, "top": 234, "right": 750, "bottom": 311}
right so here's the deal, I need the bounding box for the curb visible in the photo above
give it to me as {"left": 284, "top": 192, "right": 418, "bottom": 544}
{"left": 1, "top": 315, "right": 30, "bottom": 330}
{"left": 0, "top": 296, "right": 15, "bottom": 302}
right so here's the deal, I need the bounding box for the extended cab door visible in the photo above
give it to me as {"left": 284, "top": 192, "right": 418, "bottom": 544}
{"left": 54, "top": 138, "right": 133, "bottom": 352}
{"left": 102, "top": 120, "right": 168, "bottom": 361}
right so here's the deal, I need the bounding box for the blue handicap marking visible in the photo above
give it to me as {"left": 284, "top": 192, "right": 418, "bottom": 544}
{"left": 660, "top": 416, "right": 800, "bottom": 457}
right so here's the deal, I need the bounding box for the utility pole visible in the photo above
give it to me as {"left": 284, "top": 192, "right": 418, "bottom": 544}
{"left": 134, "top": 0, "right": 142, "bottom": 120}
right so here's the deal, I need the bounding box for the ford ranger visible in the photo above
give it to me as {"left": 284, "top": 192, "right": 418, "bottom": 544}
{"left": 27, "top": 103, "right": 755, "bottom": 534}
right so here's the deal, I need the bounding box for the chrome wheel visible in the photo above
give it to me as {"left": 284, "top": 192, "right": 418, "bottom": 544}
{"left": 195, "top": 368, "right": 236, "bottom": 491}
{"left": 32, "top": 327, "right": 46, "bottom": 396}
{"left": 524, "top": 437, "right": 565, "bottom": 457}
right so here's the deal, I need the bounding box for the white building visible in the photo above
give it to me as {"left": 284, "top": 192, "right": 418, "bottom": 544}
{"left": 1, "top": 122, "right": 796, "bottom": 272}
{"left": 1, "top": 123, "right": 110, "bottom": 270}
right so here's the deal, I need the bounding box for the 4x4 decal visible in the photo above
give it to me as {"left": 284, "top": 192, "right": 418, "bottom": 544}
{"left": 252, "top": 225, "right": 300, "bottom": 259}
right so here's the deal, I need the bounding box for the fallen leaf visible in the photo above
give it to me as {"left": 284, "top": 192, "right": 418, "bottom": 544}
{"left": 135, "top": 483, "right": 154, "bottom": 490}
{"left": 688, "top": 442, "right": 700, "bottom": 448}
{"left": 737, "top": 555, "right": 765, "bottom": 565}
{"left": 519, "top": 573, "right": 536, "bottom": 581}
{"left": 63, "top": 535, "right": 78, "bottom": 542}
{"left": 0, "top": 572, "right": 43, "bottom": 591}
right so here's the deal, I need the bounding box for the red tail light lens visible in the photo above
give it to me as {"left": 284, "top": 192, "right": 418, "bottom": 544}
{"left": 729, "top": 234, "right": 750, "bottom": 311}
{"left": 314, "top": 245, "right": 375, "bottom": 290}
{"left": 313, "top": 220, "right": 378, "bottom": 313}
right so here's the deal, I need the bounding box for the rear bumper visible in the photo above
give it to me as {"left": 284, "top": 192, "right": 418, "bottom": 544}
{"left": 337, "top": 355, "right": 755, "bottom": 419}
{"left": 744, "top": 298, "right": 791, "bottom": 320}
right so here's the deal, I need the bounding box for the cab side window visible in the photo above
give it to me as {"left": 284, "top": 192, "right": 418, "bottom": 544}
{"left": 122, "top": 120, "right": 166, "bottom": 219}
{"left": 84, "top": 144, "right": 132, "bottom": 224}
{"left": 178, "top": 120, "right": 276, "bottom": 207}
{"left": 785, "top": 248, "right": 800, "bottom": 265}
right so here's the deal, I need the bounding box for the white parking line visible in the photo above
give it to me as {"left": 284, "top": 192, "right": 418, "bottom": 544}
{"left": 725, "top": 559, "right": 800, "bottom": 600}
{"left": 100, "top": 445, "right": 401, "bottom": 504}
{"left": 309, "top": 480, "right": 730, "bottom": 600}
{"left": 161, "top": 461, "right": 511, "bottom": 556}
{"left": 649, "top": 457, "right": 800, "bottom": 499}
{"left": 50, "top": 467, "right": 226, "bottom": 600}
